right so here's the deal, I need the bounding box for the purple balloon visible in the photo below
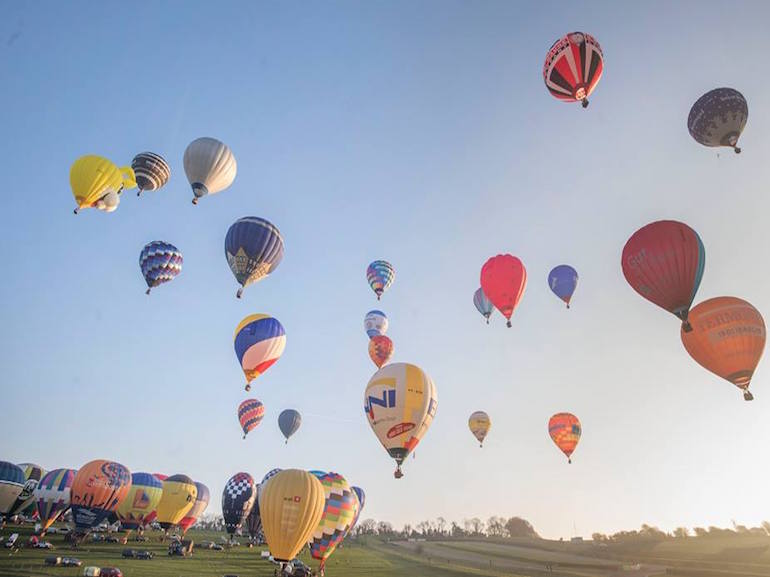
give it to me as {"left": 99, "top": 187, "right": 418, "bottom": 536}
{"left": 548, "top": 265, "right": 578, "bottom": 308}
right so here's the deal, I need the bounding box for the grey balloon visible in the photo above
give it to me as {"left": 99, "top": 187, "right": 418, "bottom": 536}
{"left": 278, "top": 409, "right": 302, "bottom": 443}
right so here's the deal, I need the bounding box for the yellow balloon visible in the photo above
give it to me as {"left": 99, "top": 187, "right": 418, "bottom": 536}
{"left": 468, "top": 411, "right": 491, "bottom": 447}
{"left": 115, "top": 474, "right": 163, "bottom": 532}
{"left": 155, "top": 474, "right": 197, "bottom": 530}
{"left": 260, "top": 469, "right": 325, "bottom": 563}
{"left": 70, "top": 155, "right": 136, "bottom": 213}
{"left": 364, "top": 362, "right": 438, "bottom": 478}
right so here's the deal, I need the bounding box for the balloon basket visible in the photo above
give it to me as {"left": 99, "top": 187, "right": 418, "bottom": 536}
{"left": 581, "top": 99, "right": 589, "bottom": 108}
{"left": 192, "top": 198, "right": 198, "bottom": 205}
{"left": 744, "top": 390, "right": 754, "bottom": 401}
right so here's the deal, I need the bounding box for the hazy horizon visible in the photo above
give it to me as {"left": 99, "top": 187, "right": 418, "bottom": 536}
{"left": 2, "top": 0, "right": 770, "bottom": 540}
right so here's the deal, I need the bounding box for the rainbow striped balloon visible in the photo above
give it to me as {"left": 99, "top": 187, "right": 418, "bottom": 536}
{"left": 308, "top": 471, "right": 359, "bottom": 569}
{"left": 366, "top": 260, "right": 395, "bottom": 300}
{"left": 238, "top": 399, "right": 265, "bottom": 439}
{"left": 34, "top": 468, "right": 76, "bottom": 532}
{"left": 234, "top": 314, "right": 286, "bottom": 391}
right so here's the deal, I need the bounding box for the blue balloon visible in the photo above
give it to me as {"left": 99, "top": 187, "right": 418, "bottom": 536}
{"left": 278, "top": 409, "right": 302, "bottom": 443}
{"left": 225, "top": 216, "right": 284, "bottom": 298}
{"left": 548, "top": 265, "right": 578, "bottom": 308}
{"left": 473, "top": 288, "right": 494, "bottom": 324}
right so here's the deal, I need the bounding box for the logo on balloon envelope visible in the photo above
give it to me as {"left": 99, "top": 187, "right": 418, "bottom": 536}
{"left": 387, "top": 422, "right": 415, "bottom": 439}
{"left": 364, "top": 389, "right": 396, "bottom": 420}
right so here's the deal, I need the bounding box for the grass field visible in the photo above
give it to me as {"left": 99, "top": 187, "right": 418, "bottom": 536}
{"left": 5, "top": 523, "right": 770, "bottom": 577}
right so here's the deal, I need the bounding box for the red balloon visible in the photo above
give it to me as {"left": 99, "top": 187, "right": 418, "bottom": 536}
{"left": 621, "top": 220, "right": 705, "bottom": 330}
{"left": 368, "top": 335, "right": 394, "bottom": 368}
{"left": 480, "top": 255, "right": 527, "bottom": 328}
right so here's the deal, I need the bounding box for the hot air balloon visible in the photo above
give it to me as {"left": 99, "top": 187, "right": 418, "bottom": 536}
{"left": 139, "top": 241, "right": 183, "bottom": 295}
{"left": 183, "top": 137, "right": 237, "bottom": 204}
{"left": 468, "top": 411, "right": 491, "bottom": 448}
{"left": 367, "top": 260, "right": 395, "bottom": 300}
{"left": 70, "top": 460, "right": 132, "bottom": 537}
{"left": 364, "top": 310, "right": 389, "bottom": 338}
{"left": 178, "top": 482, "right": 209, "bottom": 535}
{"left": 548, "top": 265, "right": 578, "bottom": 308}
{"left": 364, "top": 362, "right": 438, "bottom": 478}
{"left": 222, "top": 472, "right": 256, "bottom": 537}
{"left": 681, "top": 296, "right": 765, "bottom": 401}
{"left": 34, "top": 468, "right": 76, "bottom": 533}
{"left": 543, "top": 32, "right": 604, "bottom": 108}
{"left": 245, "top": 493, "right": 262, "bottom": 544}
{"left": 368, "top": 335, "right": 394, "bottom": 368}
{"left": 473, "top": 288, "right": 494, "bottom": 324}
{"left": 234, "top": 314, "right": 286, "bottom": 391}
{"left": 8, "top": 463, "right": 45, "bottom": 517}
{"left": 156, "top": 474, "right": 197, "bottom": 532}
{"left": 239, "top": 398, "right": 265, "bottom": 439}
{"left": 225, "top": 217, "right": 284, "bottom": 298}
{"left": 549, "top": 413, "right": 581, "bottom": 464}
{"left": 115, "top": 473, "right": 163, "bottom": 533}
{"left": 143, "top": 473, "right": 167, "bottom": 527}
{"left": 278, "top": 409, "right": 302, "bottom": 443}
{"left": 480, "top": 254, "right": 527, "bottom": 328}
{"left": 258, "top": 468, "right": 282, "bottom": 502}
{"left": 349, "top": 486, "right": 365, "bottom": 532}
{"left": 260, "top": 469, "right": 325, "bottom": 566}
{"left": 0, "top": 462, "right": 25, "bottom": 517}
{"left": 308, "top": 471, "right": 359, "bottom": 573}
{"left": 621, "top": 220, "right": 705, "bottom": 330}
{"left": 70, "top": 155, "right": 136, "bottom": 214}
{"left": 132, "top": 152, "right": 171, "bottom": 196}
{"left": 688, "top": 88, "right": 748, "bottom": 153}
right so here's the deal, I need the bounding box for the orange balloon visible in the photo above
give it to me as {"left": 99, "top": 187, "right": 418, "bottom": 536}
{"left": 681, "top": 296, "right": 766, "bottom": 401}
{"left": 368, "top": 335, "right": 393, "bottom": 368}
{"left": 548, "top": 413, "right": 581, "bottom": 464}
{"left": 70, "top": 460, "right": 132, "bottom": 533}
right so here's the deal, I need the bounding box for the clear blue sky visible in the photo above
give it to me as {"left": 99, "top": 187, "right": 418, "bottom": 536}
{"left": 2, "top": 0, "right": 770, "bottom": 539}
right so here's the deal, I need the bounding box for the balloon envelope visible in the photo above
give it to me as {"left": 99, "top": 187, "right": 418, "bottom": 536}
{"left": 543, "top": 32, "right": 604, "bottom": 107}
{"left": 70, "top": 460, "right": 132, "bottom": 532}
{"left": 225, "top": 217, "right": 284, "bottom": 298}
{"left": 132, "top": 152, "right": 170, "bottom": 194}
{"left": 688, "top": 88, "right": 748, "bottom": 152}
{"left": 260, "top": 469, "right": 325, "bottom": 563}
{"left": 480, "top": 254, "right": 527, "bottom": 327}
{"left": 548, "top": 265, "right": 578, "bottom": 308}
{"left": 468, "top": 411, "right": 491, "bottom": 447}
{"left": 366, "top": 260, "right": 395, "bottom": 300}
{"left": 549, "top": 413, "right": 581, "bottom": 463}
{"left": 34, "top": 468, "right": 76, "bottom": 532}
{"left": 308, "top": 472, "right": 358, "bottom": 567}
{"left": 70, "top": 155, "right": 136, "bottom": 212}
{"left": 349, "top": 486, "right": 365, "bottom": 532}
{"left": 368, "top": 335, "right": 394, "bottom": 368}
{"left": 178, "top": 482, "right": 210, "bottom": 535}
{"left": 155, "top": 474, "right": 197, "bottom": 530}
{"left": 0, "top": 461, "right": 25, "bottom": 515}
{"left": 222, "top": 472, "right": 256, "bottom": 536}
{"left": 9, "top": 463, "right": 46, "bottom": 517}
{"left": 239, "top": 398, "right": 265, "bottom": 438}
{"left": 139, "top": 241, "right": 182, "bottom": 294}
{"left": 681, "top": 296, "right": 766, "bottom": 400}
{"left": 621, "top": 220, "right": 705, "bottom": 328}
{"left": 364, "top": 362, "right": 438, "bottom": 478}
{"left": 234, "top": 314, "right": 286, "bottom": 390}
{"left": 364, "top": 310, "right": 388, "bottom": 338}
{"left": 184, "top": 137, "right": 237, "bottom": 203}
{"left": 278, "top": 409, "right": 302, "bottom": 442}
{"left": 116, "top": 472, "right": 163, "bottom": 531}
{"left": 473, "top": 288, "right": 494, "bottom": 323}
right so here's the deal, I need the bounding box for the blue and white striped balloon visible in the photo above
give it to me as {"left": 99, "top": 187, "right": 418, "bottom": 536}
{"left": 139, "top": 241, "right": 183, "bottom": 295}
{"left": 364, "top": 310, "right": 388, "bottom": 338}
{"left": 473, "top": 288, "right": 494, "bottom": 324}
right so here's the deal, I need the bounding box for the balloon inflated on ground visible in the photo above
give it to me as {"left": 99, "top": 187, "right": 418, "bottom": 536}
{"left": 115, "top": 472, "right": 162, "bottom": 535}
{"left": 364, "top": 362, "right": 438, "bottom": 478}
{"left": 308, "top": 471, "right": 359, "bottom": 575}
{"left": 222, "top": 472, "right": 256, "bottom": 537}
{"left": 34, "top": 468, "right": 75, "bottom": 533}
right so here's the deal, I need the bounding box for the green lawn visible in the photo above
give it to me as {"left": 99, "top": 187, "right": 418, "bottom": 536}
{"left": 0, "top": 524, "right": 503, "bottom": 577}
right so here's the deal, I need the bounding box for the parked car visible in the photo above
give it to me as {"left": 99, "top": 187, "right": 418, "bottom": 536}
{"left": 91, "top": 534, "right": 105, "bottom": 543}
{"left": 82, "top": 567, "right": 100, "bottom": 577}
{"left": 199, "top": 541, "right": 214, "bottom": 549}
{"left": 287, "top": 559, "right": 312, "bottom": 577}
{"left": 44, "top": 556, "right": 61, "bottom": 566}
{"left": 34, "top": 541, "right": 53, "bottom": 549}
{"left": 61, "top": 557, "right": 82, "bottom": 567}
{"left": 134, "top": 535, "right": 148, "bottom": 542}
{"left": 212, "top": 544, "right": 224, "bottom": 551}
{"left": 136, "top": 550, "right": 154, "bottom": 559}
{"left": 4, "top": 533, "right": 19, "bottom": 548}
{"left": 100, "top": 568, "right": 123, "bottom": 577}
{"left": 121, "top": 549, "right": 135, "bottom": 558}
{"left": 168, "top": 539, "right": 194, "bottom": 557}
{"left": 106, "top": 536, "right": 119, "bottom": 543}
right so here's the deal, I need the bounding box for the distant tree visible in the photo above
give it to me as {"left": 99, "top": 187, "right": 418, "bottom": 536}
{"left": 762, "top": 521, "right": 770, "bottom": 536}
{"left": 359, "top": 519, "right": 377, "bottom": 535}
{"left": 436, "top": 517, "right": 447, "bottom": 536}
{"left": 417, "top": 521, "right": 430, "bottom": 536}
{"left": 639, "top": 524, "right": 668, "bottom": 541}
{"left": 487, "top": 516, "right": 506, "bottom": 537}
{"left": 463, "top": 519, "right": 473, "bottom": 534}
{"left": 693, "top": 527, "right": 708, "bottom": 537}
{"left": 505, "top": 517, "right": 539, "bottom": 539}
{"left": 673, "top": 527, "right": 689, "bottom": 539}
{"left": 377, "top": 521, "right": 394, "bottom": 536}
{"left": 591, "top": 533, "right": 608, "bottom": 542}
{"left": 451, "top": 522, "right": 465, "bottom": 538}
{"left": 402, "top": 524, "right": 412, "bottom": 538}
{"left": 470, "top": 517, "right": 485, "bottom": 536}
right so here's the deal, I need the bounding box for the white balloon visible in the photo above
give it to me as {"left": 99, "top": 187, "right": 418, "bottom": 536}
{"left": 183, "top": 137, "right": 237, "bottom": 204}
